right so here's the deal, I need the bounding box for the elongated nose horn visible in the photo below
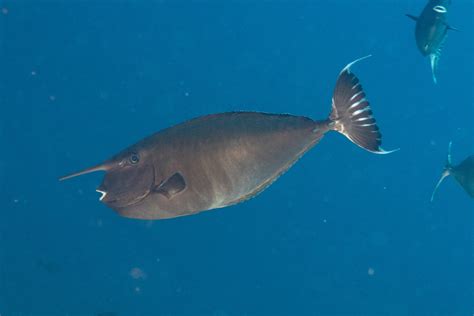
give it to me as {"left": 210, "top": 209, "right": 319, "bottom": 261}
{"left": 59, "top": 162, "right": 109, "bottom": 181}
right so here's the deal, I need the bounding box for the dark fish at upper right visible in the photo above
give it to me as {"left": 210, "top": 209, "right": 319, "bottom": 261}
{"left": 431, "top": 142, "right": 474, "bottom": 202}
{"left": 406, "top": 0, "right": 458, "bottom": 84}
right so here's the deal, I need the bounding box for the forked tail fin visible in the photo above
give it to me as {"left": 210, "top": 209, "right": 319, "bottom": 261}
{"left": 329, "top": 56, "right": 396, "bottom": 154}
{"left": 430, "top": 141, "right": 453, "bottom": 202}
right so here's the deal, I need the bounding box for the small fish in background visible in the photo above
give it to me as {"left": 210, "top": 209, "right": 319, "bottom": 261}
{"left": 406, "top": 0, "right": 458, "bottom": 84}
{"left": 431, "top": 141, "right": 474, "bottom": 202}
{"left": 60, "top": 56, "right": 396, "bottom": 220}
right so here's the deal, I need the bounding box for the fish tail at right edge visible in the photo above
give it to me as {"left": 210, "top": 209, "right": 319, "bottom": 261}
{"left": 327, "top": 55, "right": 397, "bottom": 154}
{"left": 430, "top": 141, "right": 453, "bottom": 202}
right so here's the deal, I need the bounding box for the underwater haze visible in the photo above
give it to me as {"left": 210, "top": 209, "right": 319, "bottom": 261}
{"left": 0, "top": 0, "right": 473, "bottom": 315}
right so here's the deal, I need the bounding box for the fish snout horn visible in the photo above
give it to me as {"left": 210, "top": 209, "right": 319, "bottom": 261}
{"left": 59, "top": 162, "right": 110, "bottom": 181}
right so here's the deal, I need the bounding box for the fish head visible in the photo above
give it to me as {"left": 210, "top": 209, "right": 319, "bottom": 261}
{"left": 60, "top": 145, "right": 155, "bottom": 209}
{"left": 97, "top": 147, "right": 156, "bottom": 208}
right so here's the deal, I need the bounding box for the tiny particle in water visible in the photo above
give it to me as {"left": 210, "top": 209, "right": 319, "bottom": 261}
{"left": 49, "top": 95, "right": 56, "bottom": 102}
{"left": 31, "top": 70, "right": 37, "bottom": 76}
{"left": 130, "top": 267, "right": 146, "bottom": 280}
{"left": 99, "top": 91, "right": 109, "bottom": 100}
{"left": 322, "top": 219, "right": 327, "bottom": 223}
{"left": 13, "top": 199, "right": 19, "bottom": 203}
{"left": 2, "top": 7, "right": 8, "bottom": 14}
{"left": 184, "top": 92, "right": 189, "bottom": 97}
{"left": 368, "top": 267, "right": 375, "bottom": 276}
{"left": 134, "top": 286, "right": 141, "bottom": 293}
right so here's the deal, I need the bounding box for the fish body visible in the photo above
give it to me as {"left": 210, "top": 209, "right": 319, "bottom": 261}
{"left": 105, "top": 112, "right": 327, "bottom": 219}
{"left": 61, "top": 57, "right": 393, "bottom": 220}
{"left": 431, "top": 142, "right": 474, "bottom": 201}
{"left": 406, "top": 0, "right": 455, "bottom": 83}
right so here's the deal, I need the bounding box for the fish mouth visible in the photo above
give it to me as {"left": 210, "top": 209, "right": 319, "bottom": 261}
{"left": 95, "top": 188, "right": 152, "bottom": 208}
{"left": 96, "top": 165, "right": 156, "bottom": 208}
{"left": 96, "top": 189, "right": 107, "bottom": 201}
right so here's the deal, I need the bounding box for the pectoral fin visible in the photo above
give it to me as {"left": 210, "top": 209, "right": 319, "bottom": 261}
{"left": 447, "top": 24, "right": 460, "bottom": 32}
{"left": 406, "top": 14, "right": 419, "bottom": 22}
{"left": 154, "top": 172, "right": 186, "bottom": 199}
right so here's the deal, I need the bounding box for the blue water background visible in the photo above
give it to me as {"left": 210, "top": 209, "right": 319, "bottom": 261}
{"left": 1, "top": 0, "right": 473, "bottom": 315}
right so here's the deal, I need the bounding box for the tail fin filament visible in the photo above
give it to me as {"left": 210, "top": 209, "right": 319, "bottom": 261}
{"left": 430, "top": 169, "right": 451, "bottom": 202}
{"left": 430, "top": 141, "right": 453, "bottom": 202}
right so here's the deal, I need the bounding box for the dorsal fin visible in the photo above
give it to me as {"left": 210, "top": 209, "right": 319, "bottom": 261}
{"left": 447, "top": 141, "right": 453, "bottom": 166}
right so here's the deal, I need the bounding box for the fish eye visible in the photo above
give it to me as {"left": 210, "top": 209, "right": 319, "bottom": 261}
{"left": 129, "top": 153, "right": 140, "bottom": 164}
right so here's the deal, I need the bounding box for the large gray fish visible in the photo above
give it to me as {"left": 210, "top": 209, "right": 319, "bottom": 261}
{"left": 431, "top": 142, "right": 474, "bottom": 202}
{"left": 61, "top": 56, "right": 395, "bottom": 220}
{"left": 406, "top": 0, "right": 457, "bottom": 83}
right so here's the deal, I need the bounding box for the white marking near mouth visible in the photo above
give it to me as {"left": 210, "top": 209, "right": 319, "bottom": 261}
{"left": 96, "top": 189, "right": 107, "bottom": 201}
